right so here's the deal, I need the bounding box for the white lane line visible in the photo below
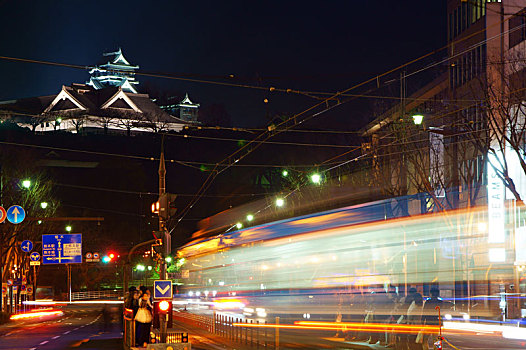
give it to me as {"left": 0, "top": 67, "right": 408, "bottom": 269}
{"left": 52, "top": 335, "right": 60, "bottom": 339}
{"left": 29, "top": 348, "right": 37, "bottom": 350}
{"left": 63, "top": 330, "right": 71, "bottom": 334}
{"left": 39, "top": 340, "right": 49, "bottom": 345}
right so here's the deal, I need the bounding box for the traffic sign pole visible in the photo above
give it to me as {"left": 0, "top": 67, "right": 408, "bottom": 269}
{"left": 33, "top": 265, "right": 37, "bottom": 301}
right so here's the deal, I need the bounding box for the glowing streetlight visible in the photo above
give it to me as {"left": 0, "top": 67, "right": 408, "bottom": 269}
{"left": 282, "top": 170, "right": 288, "bottom": 177}
{"left": 22, "top": 180, "right": 31, "bottom": 189}
{"left": 40, "top": 202, "right": 48, "bottom": 209}
{"left": 412, "top": 114, "right": 424, "bottom": 125}
{"left": 246, "top": 214, "right": 254, "bottom": 222}
{"left": 65, "top": 225, "right": 72, "bottom": 232}
{"left": 236, "top": 222, "right": 243, "bottom": 229}
{"left": 136, "top": 264, "right": 145, "bottom": 271}
{"left": 275, "top": 198, "right": 285, "bottom": 207}
{"left": 165, "top": 257, "right": 172, "bottom": 263}
{"left": 310, "top": 173, "right": 321, "bottom": 184}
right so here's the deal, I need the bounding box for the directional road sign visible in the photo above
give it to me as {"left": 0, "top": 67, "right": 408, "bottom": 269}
{"left": 21, "top": 240, "right": 33, "bottom": 253}
{"left": 42, "top": 234, "right": 82, "bottom": 264}
{"left": 153, "top": 280, "right": 173, "bottom": 299}
{"left": 0, "top": 206, "right": 6, "bottom": 224}
{"left": 6, "top": 205, "right": 25, "bottom": 224}
{"left": 30, "top": 252, "right": 40, "bottom": 262}
{"left": 30, "top": 252, "right": 41, "bottom": 265}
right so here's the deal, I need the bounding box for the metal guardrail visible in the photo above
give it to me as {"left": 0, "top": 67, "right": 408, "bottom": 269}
{"left": 173, "top": 310, "right": 275, "bottom": 348}
{"left": 71, "top": 291, "right": 121, "bottom": 300}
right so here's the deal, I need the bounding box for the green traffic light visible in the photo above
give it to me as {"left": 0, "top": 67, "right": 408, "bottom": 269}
{"left": 103, "top": 256, "right": 111, "bottom": 263}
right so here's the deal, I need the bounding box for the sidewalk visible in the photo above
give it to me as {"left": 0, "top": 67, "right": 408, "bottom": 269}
{"left": 171, "top": 316, "right": 390, "bottom": 350}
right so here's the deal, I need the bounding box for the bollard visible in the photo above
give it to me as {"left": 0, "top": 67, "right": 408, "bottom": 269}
{"left": 265, "top": 320, "right": 268, "bottom": 348}
{"left": 275, "top": 317, "right": 279, "bottom": 350}
{"left": 252, "top": 319, "right": 255, "bottom": 346}
{"left": 245, "top": 318, "right": 248, "bottom": 345}
{"left": 256, "top": 320, "right": 260, "bottom": 349}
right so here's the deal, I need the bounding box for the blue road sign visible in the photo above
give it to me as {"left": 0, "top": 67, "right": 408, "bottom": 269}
{"left": 30, "top": 252, "right": 40, "bottom": 262}
{"left": 21, "top": 240, "right": 33, "bottom": 253}
{"left": 7, "top": 205, "right": 25, "bottom": 224}
{"left": 153, "top": 280, "right": 173, "bottom": 299}
{"left": 42, "top": 234, "right": 82, "bottom": 264}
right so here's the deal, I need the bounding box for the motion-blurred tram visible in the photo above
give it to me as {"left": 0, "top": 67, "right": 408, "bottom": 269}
{"left": 177, "top": 195, "right": 526, "bottom": 322}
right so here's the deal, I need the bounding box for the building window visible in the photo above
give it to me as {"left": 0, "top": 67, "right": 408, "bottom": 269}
{"left": 509, "top": 9, "right": 526, "bottom": 48}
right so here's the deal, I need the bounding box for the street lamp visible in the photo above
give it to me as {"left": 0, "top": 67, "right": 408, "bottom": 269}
{"left": 310, "top": 173, "right": 322, "bottom": 184}
{"left": 412, "top": 114, "right": 424, "bottom": 125}
{"left": 246, "top": 214, "right": 254, "bottom": 222}
{"left": 40, "top": 202, "right": 48, "bottom": 209}
{"left": 22, "top": 179, "right": 31, "bottom": 189}
{"left": 276, "top": 198, "right": 285, "bottom": 207}
{"left": 282, "top": 170, "right": 289, "bottom": 177}
{"left": 236, "top": 222, "right": 243, "bottom": 229}
{"left": 65, "top": 225, "right": 72, "bottom": 232}
{"left": 165, "top": 257, "right": 172, "bottom": 263}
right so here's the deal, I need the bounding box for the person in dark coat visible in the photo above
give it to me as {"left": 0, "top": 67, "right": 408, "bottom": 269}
{"left": 422, "top": 288, "right": 444, "bottom": 349}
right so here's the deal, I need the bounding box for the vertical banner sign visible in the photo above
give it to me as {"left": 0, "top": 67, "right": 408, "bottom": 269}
{"left": 429, "top": 132, "right": 445, "bottom": 198}
{"left": 487, "top": 154, "right": 506, "bottom": 244}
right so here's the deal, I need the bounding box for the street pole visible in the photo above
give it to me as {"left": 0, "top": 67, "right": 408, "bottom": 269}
{"left": 67, "top": 264, "right": 72, "bottom": 303}
{"left": 158, "top": 145, "right": 169, "bottom": 281}
{"left": 33, "top": 265, "right": 37, "bottom": 301}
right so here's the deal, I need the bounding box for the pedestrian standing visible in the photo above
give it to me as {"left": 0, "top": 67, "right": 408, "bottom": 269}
{"left": 422, "top": 288, "right": 443, "bottom": 350}
{"left": 406, "top": 291, "right": 423, "bottom": 350}
{"left": 135, "top": 291, "right": 153, "bottom": 347}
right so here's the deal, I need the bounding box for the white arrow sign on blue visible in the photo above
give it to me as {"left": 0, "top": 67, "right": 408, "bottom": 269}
{"left": 7, "top": 205, "right": 25, "bottom": 224}
{"left": 153, "top": 280, "right": 173, "bottom": 299}
{"left": 21, "top": 240, "right": 33, "bottom": 253}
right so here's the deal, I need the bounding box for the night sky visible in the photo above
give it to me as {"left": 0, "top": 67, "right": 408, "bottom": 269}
{"left": 0, "top": 1, "right": 446, "bottom": 128}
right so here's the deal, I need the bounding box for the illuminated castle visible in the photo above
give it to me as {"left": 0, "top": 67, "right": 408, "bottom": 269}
{"left": 86, "top": 48, "right": 139, "bottom": 93}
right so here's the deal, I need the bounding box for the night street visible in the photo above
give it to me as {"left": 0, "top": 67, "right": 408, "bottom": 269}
{"left": 0, "top": 305, "right": 121, "bottom": 350}
{"left": 3, "top": 1, "right": 526, "bottom": 349}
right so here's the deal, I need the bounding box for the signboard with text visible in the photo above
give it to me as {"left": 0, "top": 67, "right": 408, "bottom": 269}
{"left": 42, "top": 234, "right": 82, "bottom": 264}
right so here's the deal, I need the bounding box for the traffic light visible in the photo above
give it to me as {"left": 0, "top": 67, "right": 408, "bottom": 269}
{"left": 151, "top": 201, "right": 160, "bottom": 214}
{"left": 153, "top": 300, "right": 173, "bottom": 328}
{"left": 102, "top": 252, "right": 117, "bottom": 263}
{"left": 158, "top": 193, "right": 177, "bottom": 221}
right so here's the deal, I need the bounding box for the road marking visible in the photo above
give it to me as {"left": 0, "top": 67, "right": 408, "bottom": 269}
{"left": 63, "top": 331, "right": 71, "bottom": 334}
{"left": 39, "top": 340, "right": 49, "bottom": 345}
{"left": 52, "top": 335, "right": 60, "bottom": 339}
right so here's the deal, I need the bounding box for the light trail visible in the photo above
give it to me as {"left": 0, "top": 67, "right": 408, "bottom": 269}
{"left": 10, "top": 310, "right": 64, "bottom": 320}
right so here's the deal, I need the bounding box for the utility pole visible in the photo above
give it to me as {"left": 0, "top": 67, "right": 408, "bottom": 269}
{"left": 158, "top": 142, "right": 170, "bottom": 280}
